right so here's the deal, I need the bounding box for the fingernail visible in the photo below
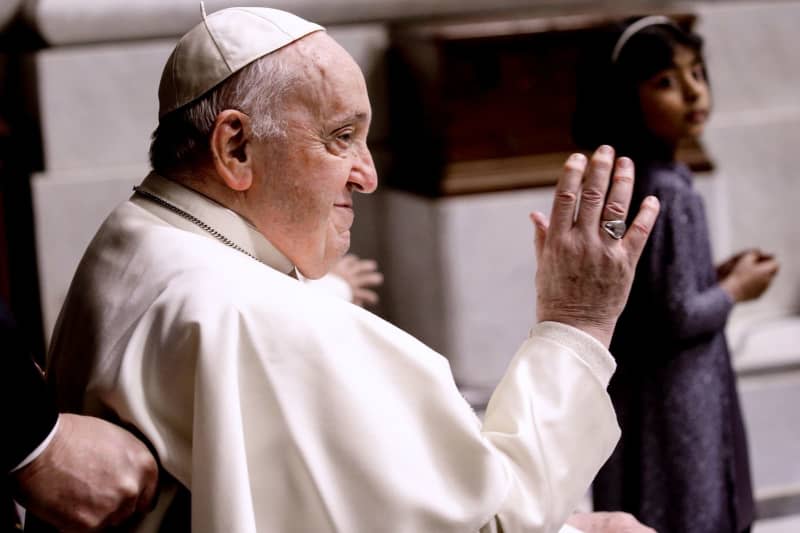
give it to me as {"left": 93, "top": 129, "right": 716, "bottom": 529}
{"left": 598, "top": 145, "right": 613, "bottom": 155}
{"left": 569, "top": 152, "right": 586, "bottom": 163}
{"left": 617, "top": 157, "right": 632, "bottom": 169}
{"left": 644, "top": 195, "right": 659, "bottom": 207}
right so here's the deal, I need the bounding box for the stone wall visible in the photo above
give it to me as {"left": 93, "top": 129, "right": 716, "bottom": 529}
{"left": 697, "top": 1, "right": 800, "bottom": 518}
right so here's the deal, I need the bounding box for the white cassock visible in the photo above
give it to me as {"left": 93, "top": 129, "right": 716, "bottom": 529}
{"left": 48, "top": 173, "right": 619, "bottom": 533}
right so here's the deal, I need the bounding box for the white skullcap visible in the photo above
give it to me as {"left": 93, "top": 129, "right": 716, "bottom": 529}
{"left": 158, "top": 5, "right": 324, "bottom": 118}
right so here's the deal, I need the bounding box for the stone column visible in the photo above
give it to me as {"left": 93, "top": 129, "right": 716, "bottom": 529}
{"left": 698, "top": 1, "right": 800, "bottom": 519}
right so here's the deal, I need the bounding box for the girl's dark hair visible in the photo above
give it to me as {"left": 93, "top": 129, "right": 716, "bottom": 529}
{"left": 571, "top": 17, "right": 705, "bottom": 159}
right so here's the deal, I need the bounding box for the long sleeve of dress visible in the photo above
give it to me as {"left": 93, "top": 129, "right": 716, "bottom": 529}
{"left": 646, "top": 183, "right": 734, "bottom": 343}
{"left": 1, "top": 299, "right": 58, "bottom": 473}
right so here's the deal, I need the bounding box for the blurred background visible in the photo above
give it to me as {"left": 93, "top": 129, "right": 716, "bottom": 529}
{"left": 0, "top": 1, "right": 797, "bottom": 530}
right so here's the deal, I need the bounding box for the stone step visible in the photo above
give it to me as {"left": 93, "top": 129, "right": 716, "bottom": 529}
{"left": 753, "top": 513, "right": 800, "bottom": 533}
{"left": 738, "top": 365, "right": 800, "bottom": 520}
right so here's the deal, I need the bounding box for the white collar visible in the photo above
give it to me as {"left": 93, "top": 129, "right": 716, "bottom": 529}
{"left": 133, "top": 172, "right": 296, "bottom": 276}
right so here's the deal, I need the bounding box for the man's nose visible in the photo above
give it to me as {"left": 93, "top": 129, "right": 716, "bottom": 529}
{"left": 350, "top": 144, "right": 378, "bottom": 194}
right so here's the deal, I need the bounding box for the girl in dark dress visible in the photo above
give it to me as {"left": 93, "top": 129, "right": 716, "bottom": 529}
{"left": 572, "top": 16, "right": 780, "bottom": 533}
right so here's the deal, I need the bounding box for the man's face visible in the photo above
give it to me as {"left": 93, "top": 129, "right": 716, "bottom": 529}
{"left": 250, "top": 33, "right": 377, "bottom": 279}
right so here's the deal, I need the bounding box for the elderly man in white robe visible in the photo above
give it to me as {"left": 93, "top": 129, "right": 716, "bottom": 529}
{"left": 47, "top": 6, "right": 660, "bottom": 533}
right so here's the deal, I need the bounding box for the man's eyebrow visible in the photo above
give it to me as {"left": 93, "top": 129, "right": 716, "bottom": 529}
{"left": 333, "top": 112, "right": 369, "bottom": 125}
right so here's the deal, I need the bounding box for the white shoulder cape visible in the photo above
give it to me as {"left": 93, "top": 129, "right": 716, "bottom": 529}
{"left": 49, "top": 193, "right": 619, "bottom": 533}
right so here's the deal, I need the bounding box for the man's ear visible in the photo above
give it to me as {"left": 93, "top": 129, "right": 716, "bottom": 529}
{"left": 210, "top": 110, "right": 254, "bottom": 192}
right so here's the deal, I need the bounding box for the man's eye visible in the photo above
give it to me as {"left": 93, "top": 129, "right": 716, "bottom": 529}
{"left": 691, "top": 65, "right": 706, "bottom": 82}
{"left": 331, "top": 127, "right": 355, "bottom": 146}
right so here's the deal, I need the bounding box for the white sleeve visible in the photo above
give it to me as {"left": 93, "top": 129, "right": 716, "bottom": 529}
{"left": 481, "top": 321, "right": 619, "bottom": 531}
{"left": 124, "top": 277, "right": 619, "bottom": 533}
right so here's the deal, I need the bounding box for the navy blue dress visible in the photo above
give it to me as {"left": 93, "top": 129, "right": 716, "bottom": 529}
{"left": 592, "top": 161, "right": 755, "bottom": 533}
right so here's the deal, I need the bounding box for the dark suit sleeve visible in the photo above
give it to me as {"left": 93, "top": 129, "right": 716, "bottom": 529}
{"left": 1, "top": 299, "right": 58, "bottom": 472}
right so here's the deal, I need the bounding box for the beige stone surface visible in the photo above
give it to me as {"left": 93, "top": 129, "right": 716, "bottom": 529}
{"left": 26, "top": 24, "right": 389, "bottom": 173}
{"left": 22, "top": 0, "right": 587, "bottom": 45}
{"left": 706, "top": 120, "right": 800, "bottom": 326}
{"left": 0, "top": 0, "right": 21, "bottom": 31}
{"left": 698, "top": 1, "right": 800, "bottom": 117}
{"left": 698, "top": 2, "right": 800, "bottom": 376}
{"left": 738, "top": 368, "right": 800, "bottom": 512}
{"left": 381, "top": 187, "right": 552, "bottom": 407}
{"left": 32, "top": 168, "right": 145, "bottom": 341}
{"left": 26, "top": 39, "right": 172, "bottom": 171}
{"left": 754, "top": 514, "right": 800, "bottom": 533}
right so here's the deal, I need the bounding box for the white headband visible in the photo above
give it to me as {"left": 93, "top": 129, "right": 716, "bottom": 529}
{"left": 611, "top": 15, "right": 674, "bottom": 63}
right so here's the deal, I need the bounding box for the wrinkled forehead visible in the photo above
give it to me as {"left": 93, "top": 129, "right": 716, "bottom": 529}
{"left": 293, "top": 33, "right": 365, "bottom": 84}
{"left": 284, "top": 33, "right": 371, "bottom": 119}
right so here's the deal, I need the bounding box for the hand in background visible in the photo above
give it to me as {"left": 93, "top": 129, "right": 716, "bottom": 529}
{"left": 716, "top": 249, "right": 751, "bottom": 280}
{"left": 12, "top": 414, "right": 158, "bottom": 531}
{"left": 719, "top": 249, "right": 779, "bottom": 303}
{"left": 530, "top": 146, "right": 660, "bottom": 347}
{"left": 716, "top": 248, "right": 774, "bottom": 279}
{"left": 330, "top": 254, "right": 384, "bottom": 307}
{"left": 566, "top": 511, "right": 657, "bottom": 533}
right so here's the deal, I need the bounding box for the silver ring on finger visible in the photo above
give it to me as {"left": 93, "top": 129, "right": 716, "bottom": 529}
{"left": 601, "top": 219, "right": 626, "bottom": 240}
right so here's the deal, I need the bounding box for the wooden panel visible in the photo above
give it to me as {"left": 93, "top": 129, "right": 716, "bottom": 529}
{"left": 388, "top": 11, "right": 712, "bottom": 196}
{"left": 440, "top": 140, "right": 711, "bottom": 196}
{"left": 0, "top": 189, "right": 9, "bottom": 302}
{"left": 0, "top": 56, "right": 11, "bottom": 302}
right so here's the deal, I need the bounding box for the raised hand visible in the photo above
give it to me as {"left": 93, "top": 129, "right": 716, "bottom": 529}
{"left": 530, "top": 145, "right": 660, "bottom": 347}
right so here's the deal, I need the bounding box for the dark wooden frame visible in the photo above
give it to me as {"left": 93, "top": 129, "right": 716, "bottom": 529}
{"left": 387, "top": 10, "right": 712, "bottom": 196}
